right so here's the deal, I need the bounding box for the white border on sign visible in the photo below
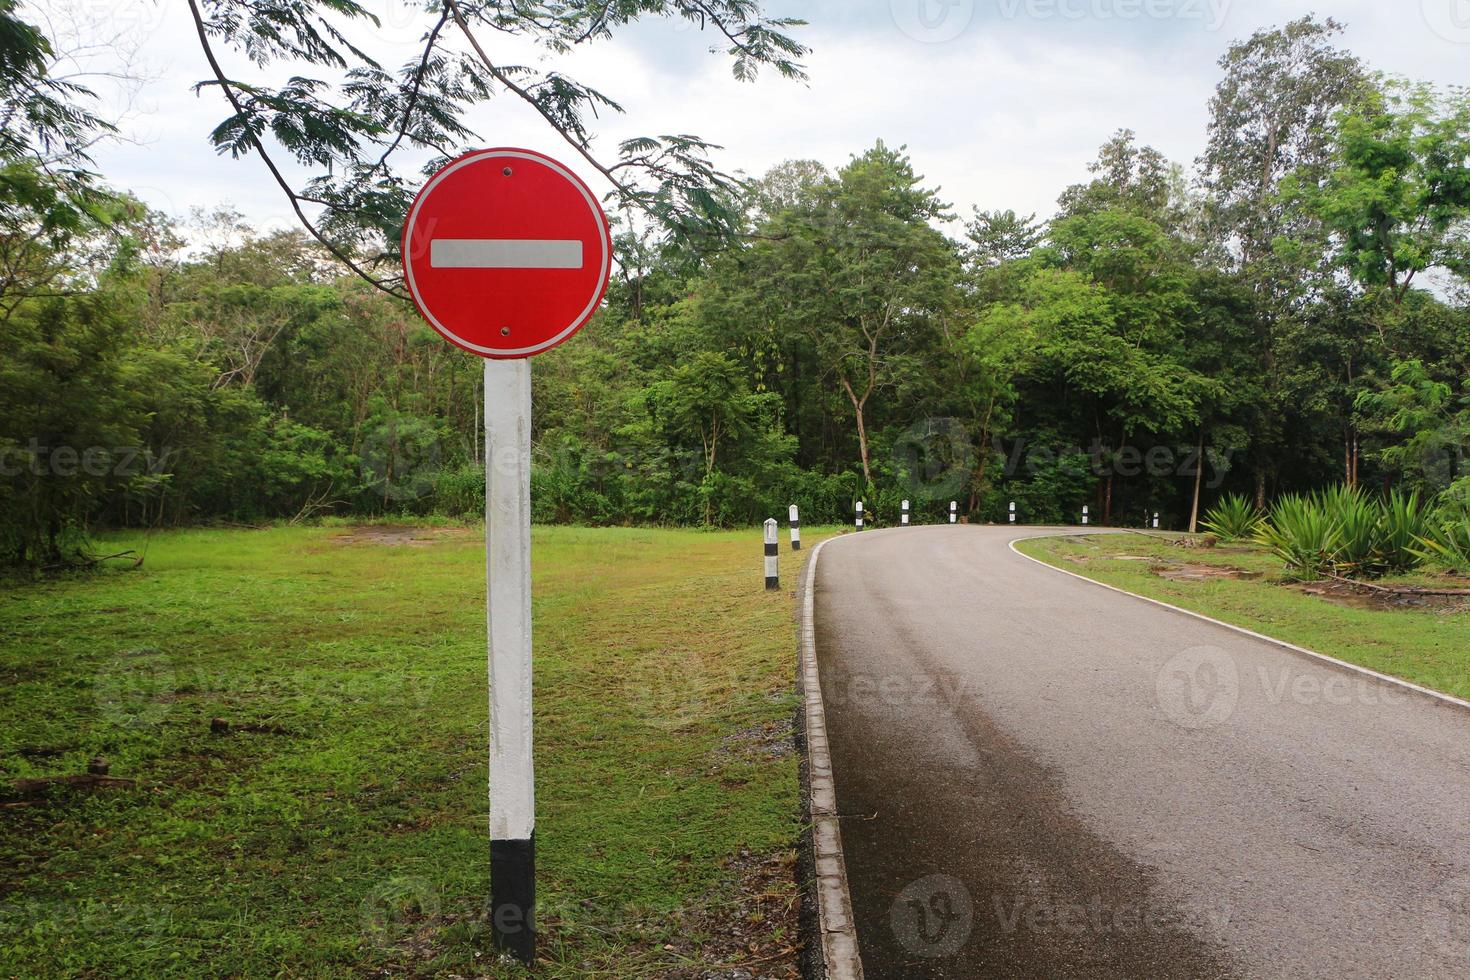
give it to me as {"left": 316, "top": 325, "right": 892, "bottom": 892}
{"left": 402, "top": 148, "right": 611, "bottom": 358}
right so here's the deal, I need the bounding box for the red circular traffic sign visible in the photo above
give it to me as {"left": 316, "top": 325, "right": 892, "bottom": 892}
{"left": 402, "top": 148, "right": 611, "bottom": 358}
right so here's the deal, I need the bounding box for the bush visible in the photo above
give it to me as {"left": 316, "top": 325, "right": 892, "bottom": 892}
{"left": 1255, "top": 486, "right": 1430, "bottom": 578}
{"left": 1257, "top": 494, "right": 1342, "bottom": 579}
{"left": 1200, "top": 493, "right": 1262, "bottom": 541}
{"left": 433, "top": 464, "right": 485, "bottom": 518}
{"left": 1414, "top": 493, "right": 1470, "bottom": 572}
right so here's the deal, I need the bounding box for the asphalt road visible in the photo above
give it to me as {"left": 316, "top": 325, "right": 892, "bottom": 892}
{"left": 813, "top": 524, "right": 1470, "bottom": 979}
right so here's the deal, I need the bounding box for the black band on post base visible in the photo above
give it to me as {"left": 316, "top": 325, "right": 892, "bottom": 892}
{"left": 491, "top": 834, "right": 535, "bottom": 964}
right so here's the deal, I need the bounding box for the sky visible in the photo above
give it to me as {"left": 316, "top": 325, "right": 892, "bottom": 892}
{"left": 47, "top": 0, "right": 1470, "bottom": 240}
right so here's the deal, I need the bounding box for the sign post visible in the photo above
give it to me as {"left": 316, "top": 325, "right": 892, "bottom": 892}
{"left": 402, "top": 146, "right": 610, "bottom": 965}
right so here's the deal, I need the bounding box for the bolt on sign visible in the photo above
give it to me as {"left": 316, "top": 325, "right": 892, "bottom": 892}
{"left": 403, "top": 147, "right": 611, "bottom": 964}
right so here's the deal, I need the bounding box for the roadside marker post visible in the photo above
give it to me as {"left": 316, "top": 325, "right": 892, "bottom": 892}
{"left": 1082, "top": 505, "right": 1089, "bottom": 526}
{"left": 764, "top": 519, "right": 780, "bottom": 590}
{"left": 901, "top": 499, "right": 910, "bottom": 525}
{"left": 1153, "top": 512, "right": 1160, "bottom": 529}
{"left": 1009, "top": 501, "right": 1017, "bottom": 524}
{"left": 856, "top": 501, "right": 864, "bottom": 531}
{"left": 949, "top": 501, "right": 957, "bottom": 524}
{"left": 789, "top": 504, "right": 801, "bottom": 551}
{"left": 402, "top": 147, "right": 611, "bottom": 965}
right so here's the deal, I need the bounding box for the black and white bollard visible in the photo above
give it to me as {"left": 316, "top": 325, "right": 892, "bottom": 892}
{"left": 949, "top": 501, "right": 957, "bottom": 524}
{"left": 855, "top": 501, "right": 864, "bottom": 531}
{"left": 788, "top": 504, "right": 801, "bottom": 551}
{"left": 1082, "top": 505, "right": 1089, "bottom": 526}
{"left": 901, "top": 499, "right": 910, "bottom": 525}
{"left": 764, "top": 519, "right": 779, "bottom": 590}
{"left": 1152, "top": 512, "right": 1160, "bottom": 529}
{"left": 1009, "top": 501, "right": 1017, "bottom": 524}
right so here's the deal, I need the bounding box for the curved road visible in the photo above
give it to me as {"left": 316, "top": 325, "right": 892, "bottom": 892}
{"left": 813, "top": 525, "right": 1470, "bottom": 978}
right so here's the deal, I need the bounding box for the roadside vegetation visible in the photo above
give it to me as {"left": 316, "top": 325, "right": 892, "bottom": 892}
{"left": 1017, "top": 531, "right": 1470, "bottom": 701}
{"left": 1200, "top": 488, "right": 1470, "bottom": 580}
{"left": 6, "top": 14, "right": 1470, "bottom": 570}
{"left": 0, "top": 525, "right": 826, "bottom": 977}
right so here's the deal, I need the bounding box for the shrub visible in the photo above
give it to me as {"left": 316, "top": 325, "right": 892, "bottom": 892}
{"left": 1415, "top": 494, "right": 1470, "bottom": 572}
{"left": 433, "top": 464, "right": 485, "bottom": 518}
{"left": 1378, "top": 489, "right": 1433, "bottom": 573}
{"left": 1256, "top": 486, "right": 1431, "bottom": 578}
{"left": 1256, "top": 494, "right": 1341, "bottom": 579}
{"left": 1200, "top": 493, "right": 1262, "bottom": 541}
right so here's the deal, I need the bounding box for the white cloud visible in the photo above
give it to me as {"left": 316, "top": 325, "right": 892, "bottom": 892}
{"left": 51, "top": 0, "right": 1470, "bottom": 234}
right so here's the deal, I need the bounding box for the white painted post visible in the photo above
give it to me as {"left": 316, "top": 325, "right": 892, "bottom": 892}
{"left": 1082, "top": 505, "right": 1089, "bottom": 526}
{"left": 949, "top": 500, "right": 957, "bottom": 524}
{"left": 788, "top": 504, "right": 801, "bottom": 551}
{"left": 855, "top": 500, "right": 864, "bottom": 531}
{"left": 764, "top": 519, "right": 780, "bottom": 589}
{"left": 901, "top": 499, "right": 910, "bottom": 525}
{"left": 485, "top": 359, "right": 534, "bottom": 961}
{"left": 1153, "top": 512, "right": 1160, "bottom": 529}
{"left": 1009, "top": 501, "right": 1017, "bottom": 524}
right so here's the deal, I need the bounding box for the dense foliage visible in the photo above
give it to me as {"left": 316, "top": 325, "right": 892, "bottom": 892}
{"left": 2, "top": 13, "right": 1470, "bottom": 568}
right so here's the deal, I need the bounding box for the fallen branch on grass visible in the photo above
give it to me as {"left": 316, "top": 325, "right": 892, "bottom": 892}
{"left": 1323, "top": 572, "right": 1470, "bottom": 597}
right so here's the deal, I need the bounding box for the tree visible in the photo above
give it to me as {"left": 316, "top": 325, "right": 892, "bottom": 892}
{"left": 730, "top": 144, "right": 959, "bottom": 486}
{"left": 1289, "top": 82, "right": 1470, "bottom": 311}
{"left": 1197, "top": 15, "right": 1367, "bottom": 505}
{"left": 183, "top": 0, "right": 808, "bottom": 294}
{"left": 965, "top": 208, "right": 1044, "bottom": 267}
{"left": 1200, "top": 15, "right": 1366, "bottom": 270}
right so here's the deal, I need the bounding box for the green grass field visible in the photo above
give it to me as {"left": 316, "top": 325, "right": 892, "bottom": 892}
{"left": 1017, "top": 532, "right": 1470, "bottom": 700}
{"left": 1, "top": 524, "right": 831, "bottom": 978}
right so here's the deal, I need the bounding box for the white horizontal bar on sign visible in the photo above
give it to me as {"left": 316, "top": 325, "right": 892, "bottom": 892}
{"left": 431, "top": 238, "right": 583, "bottom": 269}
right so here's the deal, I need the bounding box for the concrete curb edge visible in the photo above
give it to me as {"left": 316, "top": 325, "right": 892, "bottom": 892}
{"left": 799, "top": 536, "right": 864, "bottom": 978}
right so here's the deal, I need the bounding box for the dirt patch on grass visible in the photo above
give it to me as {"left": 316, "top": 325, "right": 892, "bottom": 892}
{"left": 1294, "top": 579, "right": 1470, "bottom": 613}
{"left": 326, "top": 526, "right": 474, "bottom": 547}
{"left": 670, "top": 848, "right": 802, "bottom": 979}
{"left": 1151, "top": 562, "right": 1262, "bottom": 583}
{"left": 716, "top": 719, "right": 794, "bottom": 761}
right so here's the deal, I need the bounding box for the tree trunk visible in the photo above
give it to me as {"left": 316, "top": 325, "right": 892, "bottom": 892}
{"left": 854, "top": 403, "right": 872, "bottom": 487}
{"left": 1255, "top": 468, "right": 1267, "bottom": 510}
{"left": 1189, "top": 429, "right": 1205, "bottom": 534}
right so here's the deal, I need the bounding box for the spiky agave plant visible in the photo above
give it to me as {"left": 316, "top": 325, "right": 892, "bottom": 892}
{"left": 1200, "top": 493, "right": 1262, "bottom": 542}
{"left": 1318, "top": 485, "right": 1382, "bottom": 576}
{"left": 1256, "top": 494, "right": 1342, "bottom": 579}
{"left": 1377, "top": 488, "right": 1431, "bottom": 574}
{"left": 1414, "top": 496, "right": 1470, "bottom": 573}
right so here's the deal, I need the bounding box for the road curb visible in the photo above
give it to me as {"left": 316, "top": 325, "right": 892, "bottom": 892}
{"left": 797, "top": 537, "right": 864, "bottom": 979}
{"left": 1009, "top": 531, "right": 1470, "bottom": 716}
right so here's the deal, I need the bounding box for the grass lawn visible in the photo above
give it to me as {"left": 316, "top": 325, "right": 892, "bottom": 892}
{"left": 0, "top": 523, "right": 833, "bottom": 978}
{"left": 1017, "top": 532, "right": 1470, "bottom": 701}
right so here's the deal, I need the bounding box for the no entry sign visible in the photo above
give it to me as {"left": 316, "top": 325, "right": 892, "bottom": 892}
{"left": 402, "top": 147, "right": 611, "bottom": 358}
